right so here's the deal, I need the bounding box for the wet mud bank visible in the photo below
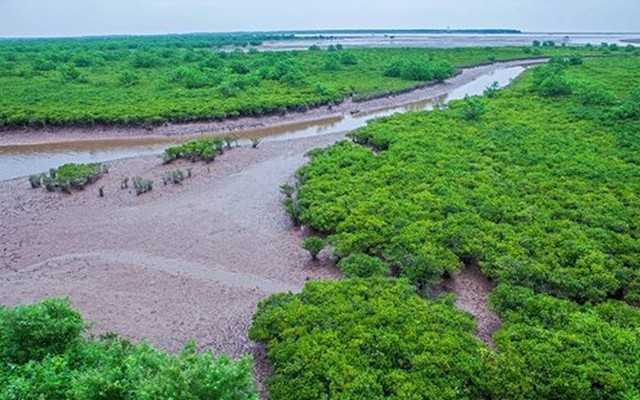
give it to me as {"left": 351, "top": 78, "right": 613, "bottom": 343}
{"left": 0, "top": 59, "right": 546, "bottom": 148}
{"left": 435, "top": 264, "right": 501, "bottom": 347}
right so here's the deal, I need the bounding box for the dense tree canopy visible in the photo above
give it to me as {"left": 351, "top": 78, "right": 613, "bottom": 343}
{"left": 250, "top": 278, "right": 488, "bottom": 400}
{"left": 294, "top": 57, "right": 640, "bottom": 304}
{"left": 0, "top": 299, "right": 257, "bottom": 400}
{"left": 0, "top": 37, "right": 625, "bottom": 128}
{"left": 253, "top": 55, "right": 640, "bottom": 398}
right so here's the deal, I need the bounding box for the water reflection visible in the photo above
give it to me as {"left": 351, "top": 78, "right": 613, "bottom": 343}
{"left": 0, "top": 66, "right": 524, "bottom": 181}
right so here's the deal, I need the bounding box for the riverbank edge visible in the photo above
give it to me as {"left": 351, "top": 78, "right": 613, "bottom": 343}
{"left": 0, "top": 58, "right": 549, "bottom": 147}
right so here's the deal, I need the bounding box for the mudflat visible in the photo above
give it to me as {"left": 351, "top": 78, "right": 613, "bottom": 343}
{"left": 0, "top": 133, "right": 343, "bottom": 359}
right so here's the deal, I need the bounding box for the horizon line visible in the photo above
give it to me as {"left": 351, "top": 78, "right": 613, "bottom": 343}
{"left": 2, "top": 28, "right": 639, "bottom": 41}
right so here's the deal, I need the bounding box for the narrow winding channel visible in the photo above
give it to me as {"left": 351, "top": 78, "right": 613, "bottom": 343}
{"left": 0, "top": 63, "right": 530, "bottom": 181}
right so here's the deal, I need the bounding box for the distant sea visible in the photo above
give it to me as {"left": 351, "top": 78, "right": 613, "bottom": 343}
{"left": 260, "top": 31, "right": 640, "bottom": 50}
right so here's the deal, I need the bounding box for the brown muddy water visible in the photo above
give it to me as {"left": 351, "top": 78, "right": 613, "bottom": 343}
{"left": 0, "top": 65, "right": 526, "bottom": 182}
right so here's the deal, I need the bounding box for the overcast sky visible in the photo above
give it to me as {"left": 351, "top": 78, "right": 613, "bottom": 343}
{"left": 1, "top": 0, "right": 639, "bottom": 38}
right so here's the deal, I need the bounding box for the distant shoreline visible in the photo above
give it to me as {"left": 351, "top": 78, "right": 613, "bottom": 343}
{"left": 0, "top": 29, "right": 523, "bottom": 41}
{"left": 622, "top": 38, "right": 640, "bottom": 44}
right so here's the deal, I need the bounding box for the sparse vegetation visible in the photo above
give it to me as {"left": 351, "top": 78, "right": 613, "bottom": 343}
{"left": 163, "top": 169, "right": 186, "bottom": 185}
{"left": 163, "top": 137, "right": 230, "bottom": 164}
{"left": 28, "top": 163, "right": 103, "bottom": 193}
{"left": 28, "top": 174, "right": 43, "bottom": 188}
{"left": 132, "top": 176, "right": 153, "bottom": 195}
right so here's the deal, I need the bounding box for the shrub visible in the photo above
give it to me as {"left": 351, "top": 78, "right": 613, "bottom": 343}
{"left": 531, "top": 63, "right": 572, "bottom": 97}
{"left": 42, "top": 175, "right": 55, "bottom": 192}
{"left": 0, "top": 298, "right": 84, "bottom": 365}
{"left": 169, "top": 66, "right": 211, "bottom": 89}
{"left": 573, "top": 81, "right": 616, "bottom": 105}
{"left": 222, "top": 135, "right": 238, "bottom": 149}
{"left": 60, "top": 66, "right": 87, "bottom": 83}
{"left": 57, "top": 163, "right": 102, "bottom": 190}
{"left": 384, "top": 58, "right": 453, "bottom": 82}
{"left": 458, "top": 95, "right": 487, "bottom": 120}
{"left": 164, "top": 169, "right": 185, "bottom": 185}
{"left": 294, "top": 58, "right": 640, "bottom": 303}
{"left": 313, "top": 82, "right": 337, "bottom": 98}
{"left": 250, "top": 137, "right": 261, "bottom": 148}
{"left": 279, "top": 183, "right": 296, "bottom": 198}
{"left": 118, "top": 70, "right": 140, "bottom": 87}
{"left": 539, "top": 75, "right": 572, "bottom": 97}
{"left": 131, "top": 53, "right": 161, "bottom": 68}
{"left": 28, "top": 174, "right": 43, "bottom": 189}
{"left": 612, "top": 88, "right": 640, "bottom": 119}
{"left": 30, "top": 163, "right": 102, "bottom": 193}
{"left": 250, "top": 279, "right": 487, "bottom": 400}
{"left": 0, "top": 299, "right": 258, "bottom": 399}
{"left": 32, "top": 59, "right": 56, "bottom": 72}
{"left": 132, "top": 176, "right": 153, "bottom": 195}
{"left": 283, "top": 197, "right": 301, "bottom": 226}
{"left": 487, "top": 285, "right": 640, "bottom": 399}
{"left": 323, "top": 55, "right": 341, "bottom": 71}
{"left": 483, "top": 81, "right": 500, "bottom": 98}
{"left": 337, "top": 253, "right": 391, "bottom": 278}
{"left": 302, "top": 236, "right": 325, "bottom": 260}
{"left": 163, "top": 137, "right": 225, "bottom": 163}
{"left": 568, "top": 55, "right": 583, "bottom": 65}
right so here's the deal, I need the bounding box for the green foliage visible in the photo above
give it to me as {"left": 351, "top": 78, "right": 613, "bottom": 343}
{"left": 29, "top": 163, "right": 102, "bottom": 193}
{"left": 573, "top": 81, "right": 616, "bottom": 105}
{"left": 384, "top": 58, "right": 454, "bottom": 81}
{"left": 163, "top": 137, "right": 226, "bottom": 163}
{"left": 294, "top": 57, "right": 640, "bottom": 303}
{"left": 279, "top": 183, "right": 296, "bottom": 198}
{"left": 118, "top": 71, "right": 140, "bottom": 87}
{"left": 60, "top": 66, "right": 88, "bottom": 83}
{"left": 339, "top": 52, "right": 358, "bottom": 66}
{"left": 457, "top": 95, "right": 487, "bottom": 120}
{"left": 568, "top": 55, "right": 583, "bottom": 65}
{"left": 0, "top": 299, "right": 84, "bottom": 365}
{"left": 531, "top": 63, "right": 572, "bottom": 97}
{"left": 250, "top": 279, "right": 487, "bottom": 400}
{"left": 337, "top": 253, "right": 391, "bottom": 278}
{"left": 163, "top": 169, "right": 186, "bottom": 185}
{"left": 486, "top": 285, "right": 640, "bottom": 399}
{"left": 0, "top": 299, "right": 257, "bottom": 400}
{"left": 132, "top": 176, "right": 153, "bottom": 195}
{"left": 0, "top": 40, "right": 606, "bottom": 128}
{"left": 612, "top": 87, "right": 640, "bottom": 120}
{"left": 131, "top": 53, "right": 162, "bottom": 69}
{"left": 302, "top": 236, "right": 325, "bottom": 260}
{"left": 483, "top": 81, "right": 500, "bottom": 98}
{"left": 28, "top": 174, "right": 43, "bottom": 189}
{"left": 168, "top": 66, "right": 211, "bottom": 89}
{"left": 323, "top": 54, "right": 341, "bottom": 71}
{"left": 283, "top": 197, "right": 301, "bottom": 226}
